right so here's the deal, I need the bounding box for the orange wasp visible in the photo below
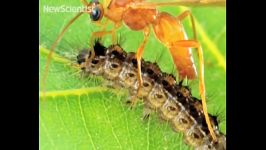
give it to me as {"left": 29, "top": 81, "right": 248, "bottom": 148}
{"left": 42, "top": 0, "right": 226, "bottom": 142}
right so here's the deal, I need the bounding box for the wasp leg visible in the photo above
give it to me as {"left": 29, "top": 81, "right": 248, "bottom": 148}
{"left": 173, "top": 39, "right": 217, "bottom": 142}
{"left": 130, "top": 27, "right": 151, "bottom": 108}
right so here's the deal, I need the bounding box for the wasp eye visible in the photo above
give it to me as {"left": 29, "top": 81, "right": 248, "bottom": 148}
{"left": 90, "top": 6, "right": 101, "bottom": 21}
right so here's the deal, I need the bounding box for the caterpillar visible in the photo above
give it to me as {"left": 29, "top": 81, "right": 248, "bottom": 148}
{"left": 77, "top": 40, "right": 226, "bottom": 150}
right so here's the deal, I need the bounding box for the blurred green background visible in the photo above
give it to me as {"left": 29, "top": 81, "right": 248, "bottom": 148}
{"left": 39, "top": 0, "right": 226, "bottom": 149}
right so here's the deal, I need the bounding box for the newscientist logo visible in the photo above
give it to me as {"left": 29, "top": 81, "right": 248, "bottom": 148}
{"left": 43, "top": 5, "right": 89, "bottom": 13}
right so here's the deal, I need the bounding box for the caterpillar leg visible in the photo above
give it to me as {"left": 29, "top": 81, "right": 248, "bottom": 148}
{"left": 142, "top": 104, "right": 153, "bottom": 120}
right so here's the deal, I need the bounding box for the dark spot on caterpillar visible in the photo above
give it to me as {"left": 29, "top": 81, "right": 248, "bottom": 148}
{"left": 131, "top": 58, "right": 137, "bottom": 67}
{"left": 208, "top": 145, "right": 212, "bottom": 149}
{"left": 201, "top": 115, "right": 210, "bottom": 134}
{"left": 144, "top": 63, "right": 162, "bottom": 81}
{"left": 77, "top": 49, "right": 89, "bottom": 64}
{"left": 162, "top": 80, "right": 169, "bottom": 87}
{"left": 156, "top": 94, "right": 163, "bottom": 99}
{"left": 92, "top": 59, "right": 99, "bottom": 64}
{"left": 180, "top": 118, "right": 188, "bottom": 124}
{"left": 143, "top": 82, "right": 149, "bottom": 87}
{"left": 169, "top": 74, "right": 176, "bottom": 80}
{"left": 77, "top": 58, "right": 85, "bottom": 65}
{"left": 200, "top": 114, "right": 218, "bottom": 134}
{"left": 199, "top": 110, "right": 220, "bottom": 134}
{"left": 89, "top": 51, "right": 92, "bottom": 58}
{"left": 168, "top": 106, "right": 176, "bottom": 111}
{"left": 177, "top": 92, "right": 182, "bottom": 98}
{"left": 111, "top": 50, "right": 119, "bottom": 56}
{"left": 214, "top": 140, "right": 218, "bottom": 145}
{"left": 188, "top": 103, "right": 199, "bottom": 119}
{"left": 196, "top": 115, "right": 204, "bottom": 125}
{"left": 160, "top": 75, "right": 176, "bottom": 93}
{"left": 128, "top": 73, "right": 135, "bottom": 77}
{"left": 177, "top": 95, "right": 189, "bottom": 109}
{"left": 193, "top": 133, "right": 200, "bottom": 139}
{"left": 147, "top": 68, "right": 154, "bottom": 75}
{"left": 110, "top": 50, "right": 126, "bottom": 61}
{"left": 184, "top": 86, "right": 191, "bottom": 91}
{"left": 209, "top": 114, "right": 219, "bottom": 128}
{"left": 111, "top": 63, "right": 119, "bottom": 69}
{"left": 94, "top": 40, "right": 106, "bottom": 56}
{"left": 168, "top": 88, "right": 177, "bottom": 97}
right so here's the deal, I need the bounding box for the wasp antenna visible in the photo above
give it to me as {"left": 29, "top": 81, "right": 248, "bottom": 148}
{"left": 41, "top": 12, "right": 84, "bottom": 101}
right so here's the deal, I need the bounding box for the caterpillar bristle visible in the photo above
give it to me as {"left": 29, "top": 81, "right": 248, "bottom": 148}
{"left": 77, "top": 41, "right": 226, "bottom": 150}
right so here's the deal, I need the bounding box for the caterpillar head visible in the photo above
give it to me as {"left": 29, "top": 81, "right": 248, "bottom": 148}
{"left": 77, "top": 41, "right": 107, "bottom": 75}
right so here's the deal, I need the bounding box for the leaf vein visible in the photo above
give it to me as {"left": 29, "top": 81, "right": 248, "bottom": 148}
{"left": 101, "top": 94, "right": 123, "bottom": 149}
{"left": 78, "top": 95, "right": 96, "bottom": 150}
{"left": 39, "top": 87, "right": 111, "bottom": 98}
{"left": 40, "top": 115, "right": 57, "bottom": 150}
{"left": 55, "top": 99, "right": 71, "bottom": 140}
{"left": 117, "top": 95, "right": 134, "bottom": 150}
{"left": 147, "top": 118, "right": 150, "bottom": 150}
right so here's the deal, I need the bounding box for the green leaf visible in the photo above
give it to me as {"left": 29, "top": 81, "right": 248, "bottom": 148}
{"left": 40, "top": 0, "right": 226, "bottom": 149}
